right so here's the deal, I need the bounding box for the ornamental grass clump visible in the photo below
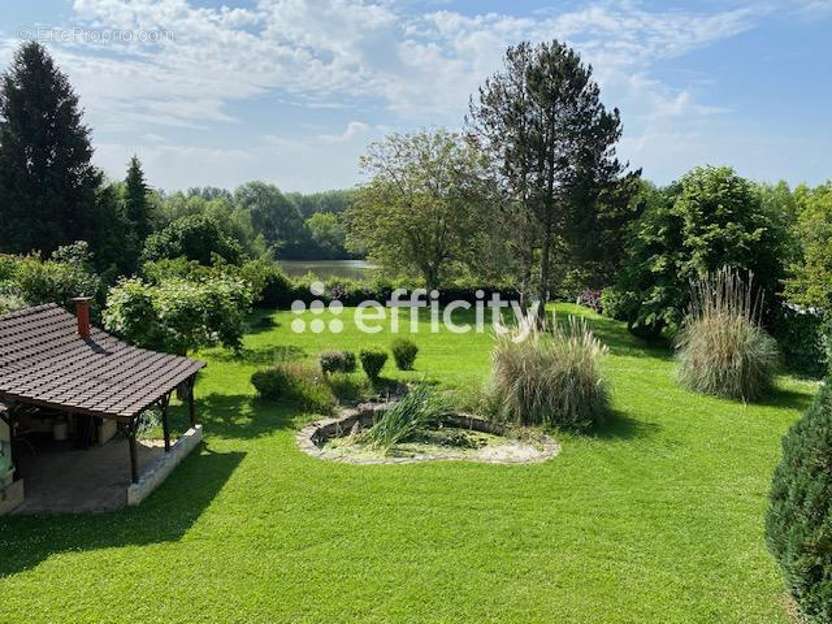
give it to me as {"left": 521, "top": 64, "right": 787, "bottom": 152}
{"left": 490, "top": 317, "right": 609, "bottom": 431}
{"left": 675, "top": 268, "right": 779, "bottom": 402}
{"left": 360, "top": 385, "right": 446, "bottom": 452}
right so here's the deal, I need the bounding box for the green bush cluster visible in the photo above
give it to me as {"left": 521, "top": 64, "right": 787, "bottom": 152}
{"left": 104, "top": 275, "right": 251, "bottom": 354}
{"left": 250, "top": 363, "right": 334, "bottom": 414}
{"left": 359, "top": 348, "right": 388, "bottom": 380}
{"left": 489, "top": 318, "right": 609, "bottom": 431}
{"left": 0, "top": 242, "right": 101, "bottom": 310}
{"left": 772, "top": 305, "right": 830, "bottom": 379}
{"left": 390, "top": 338, "right": 418, "bottom": 370}
{"left": 766, "top": 381, "right": 832, "bottom": 623}
{"left": 319, "top": 350, "right": 357, "bottom": 374}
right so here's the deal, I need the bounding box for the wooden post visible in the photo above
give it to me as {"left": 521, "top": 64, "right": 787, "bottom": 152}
{"left": 187, "top": 376, "right": 196, "bottom": 427}
{"left": 160, "top": 392, "right": 171, "bottom": 452}
{"left": 1, "top": 404, "right": 16, "bottom": 481}
{"left": 128, "top": 421, "right": 139, "bottom": 484}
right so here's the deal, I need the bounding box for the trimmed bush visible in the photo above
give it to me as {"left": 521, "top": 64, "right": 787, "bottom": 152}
{"left": 490, "top": 317, "right": 609, "bottom": 431}
{"left": 390, "top": 338, "right": 418, "bottom": 370}
{"left": 319, "top": 350, "right": 357, "bottom": 374}
{"left": 250, "top": 363, "right": 334, "bottom": 413}
{"left": 766, "top": 381, "right": 832, "bottom": 623}
{"left": 675, "top": 268, "right": 779, "bottom": 402}
{"left": 359, "top": 348, "right": 388, "bottom": 380}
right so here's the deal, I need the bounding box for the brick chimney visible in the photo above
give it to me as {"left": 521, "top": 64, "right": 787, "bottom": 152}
{"left": 71, "top": 296, "right": 92, "bottom": 338}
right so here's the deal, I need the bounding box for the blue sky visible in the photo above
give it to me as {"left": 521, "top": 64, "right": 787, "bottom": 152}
{"left": 1, "top": 0, "right": 829, "bottom": 193}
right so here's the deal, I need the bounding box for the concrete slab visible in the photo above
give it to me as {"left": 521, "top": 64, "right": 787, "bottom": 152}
{"left": 12, "top": 437, "right": 167, "bottom": 514}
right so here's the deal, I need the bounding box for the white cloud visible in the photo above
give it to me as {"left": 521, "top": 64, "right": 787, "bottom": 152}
{"left": 1, "top": 0, "right": 786, "bottom": 189}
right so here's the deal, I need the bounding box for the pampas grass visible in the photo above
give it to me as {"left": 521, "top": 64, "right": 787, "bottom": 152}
{"left": 676, "top": 267, "right": 779, "bottom": 402}
{"left": 489, "top": 317, "right": 609, "bottom": 431}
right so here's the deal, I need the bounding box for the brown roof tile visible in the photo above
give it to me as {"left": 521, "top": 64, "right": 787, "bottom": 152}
{"left": 0, "top": 304, "right": 205, "bottom": 421}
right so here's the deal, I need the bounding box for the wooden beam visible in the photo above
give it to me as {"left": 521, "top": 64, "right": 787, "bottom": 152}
{"left": 187, "top": 376, "right": 197, "bottom": 427}
{"left": 3, "top": 402, "right": 17, "bottom": 481}
{"left": 160, "top": 392, "right": 171, "bottom": 453}
{"left": 128, "top": 420, "right": 139, "bottom": 484}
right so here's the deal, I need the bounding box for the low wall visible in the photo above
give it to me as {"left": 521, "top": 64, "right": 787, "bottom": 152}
{"left": 127, "top": 425, "right": 202, "bottom": 506}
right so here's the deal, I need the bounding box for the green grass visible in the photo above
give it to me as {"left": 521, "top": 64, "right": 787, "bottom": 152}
{"left": 0, "top": 304, "right": 818, "bottom": 623}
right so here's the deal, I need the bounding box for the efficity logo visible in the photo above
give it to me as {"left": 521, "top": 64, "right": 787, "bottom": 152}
{"left": 290, "top": 282, "right": 550, "bottom": 341}
{"left": 290, "top": 282, "right": 345, "bottom": 334}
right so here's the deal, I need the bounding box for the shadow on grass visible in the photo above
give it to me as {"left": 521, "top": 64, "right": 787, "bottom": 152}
{"left": 757, "top": 385, "right": 815, "bottom": 413}
{"left": 244, "top": 310, "right": 282, "bottom": 335}
{"left": 589, "top": 409, "right": 662, "bottom": 441}
{"left": 194, "top": 393, "right": 299, "bottom": 440}
{"left": 0, "top": 447, "right": 244, "bottom": 577}
{"left": 581, "top": 315, "right": 674, "bottom": 362}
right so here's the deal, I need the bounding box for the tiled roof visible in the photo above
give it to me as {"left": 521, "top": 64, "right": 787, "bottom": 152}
{"left": 0, "top": 304, "right": 205, "bottom": 421}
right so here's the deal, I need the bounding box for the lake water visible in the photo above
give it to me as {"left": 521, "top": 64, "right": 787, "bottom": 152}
{"left": 278, "top": 259, "right": 377, "bottom": 281}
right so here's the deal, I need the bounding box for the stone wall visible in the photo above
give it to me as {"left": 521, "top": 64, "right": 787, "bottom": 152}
{"left": 127, "top": 425, "right": 203, "bottom": 506}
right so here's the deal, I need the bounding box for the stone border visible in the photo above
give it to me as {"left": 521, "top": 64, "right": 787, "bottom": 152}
{"left": 296, "top": 402, "right": 559, "bottom": 465}
{"left": 127, "top": 424, "right": 203, "bottom": 506}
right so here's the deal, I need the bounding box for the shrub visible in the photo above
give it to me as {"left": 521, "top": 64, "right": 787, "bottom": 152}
{"left": 319, "top": 350, "right": 357, "bottom": 374}
{"left": 772, "top": 304, "right": 829, "bottom": 379}
{"left": 3, "top": 243, "right": 101, "bottom": 308}
{"left": 600, "top": 287, "right": 637, "bottom": 321}
{"left": 246, "top": 261, "right": 294, "bottom": 307}
{"left": 251, "top": 363, "right": 334, "bottom": 413}
{"left": 104, "top": 275, "right": 251, "bottom": 354}
{"left": 766, "top": 381, "right": 832, "bottom": 623}
{"left": 576, "top": 289, "right": 602, "bottom": 313}
{"left": 390, "top": 338, "right": 418, "bottom": 370}
{"left": 613, "top": 167, "right": 791, "bottom": 337}
{"left": 360, "top": 385, "right": 446, "bottom": 451}
{"left": 359, "top": 348, "right": 388, "bottom": 380}
{"left": 490, "top": 317, "right": 609, "bottom": 430}
{"left": 675, "top": 268, "right": 779, "bottom": 402}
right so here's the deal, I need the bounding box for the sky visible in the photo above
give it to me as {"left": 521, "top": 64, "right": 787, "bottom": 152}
{"left": 0, "top": 0, "right": 830, "bottom": 193}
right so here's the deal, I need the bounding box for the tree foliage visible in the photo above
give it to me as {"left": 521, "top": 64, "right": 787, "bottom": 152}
{"left": 612, "top": 166, "right": 790, "bottom": 336}
{"left": 785, "top": 183, "right": 832, "bottom": 310}
{"left": 0, "top": 42, "right": 101, "bottom": 256}
{"left": 0, "top": 241, "right": 101, "bottom": 308}
{"left": 234, "top": 181, "right": 306, "bottom": 257}
{"left": 103, "top": 275, "right": 251, "bottom": 354}
{"left": 468, "top": 40, "right": 636, "bottom": 304}
{"left": 348, "top": 130, "right": 492, "bottom": 289}
{"left": 143, "top": 213, "right": 243, "bottom": 266}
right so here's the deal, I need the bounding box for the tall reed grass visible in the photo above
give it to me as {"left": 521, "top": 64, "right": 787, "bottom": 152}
{"left": 489, "top": 317, "right": 609, "bottom": 431}
{"left": 676, "top": 267, "right": 779, "bottom": 402}
{"left": 360, "top": 385, "right": 446, "bottom": 452}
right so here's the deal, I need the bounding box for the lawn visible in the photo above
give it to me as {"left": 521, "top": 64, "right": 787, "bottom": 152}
{"left": 0, "top": 304, "right": 817, "bottom": 623}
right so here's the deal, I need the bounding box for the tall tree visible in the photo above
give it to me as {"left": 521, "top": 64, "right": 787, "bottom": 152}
{"left": 468, "top": 40, "right": 634, "bottom": 307}
{"left": 234, "top": 181, "right": 306, "bottom": 257}
{"left": 0, "top": 42, "right": 101, "bottom": 255}
{"left": 124, "top": 155, "right": 152, "bottom": 242}
{"left": 348, "top": 130, "right": 492, "bottom": 289}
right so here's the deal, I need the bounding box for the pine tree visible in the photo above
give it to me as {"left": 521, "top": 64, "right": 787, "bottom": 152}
{"left": 468, "top": 40, "right": 635, "bottom": 307}
{"left": 0, "top": 41, "right": 101, "bottom": 255}
{"left": 124, "top": 155, "right": 151, "bottom": 242}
